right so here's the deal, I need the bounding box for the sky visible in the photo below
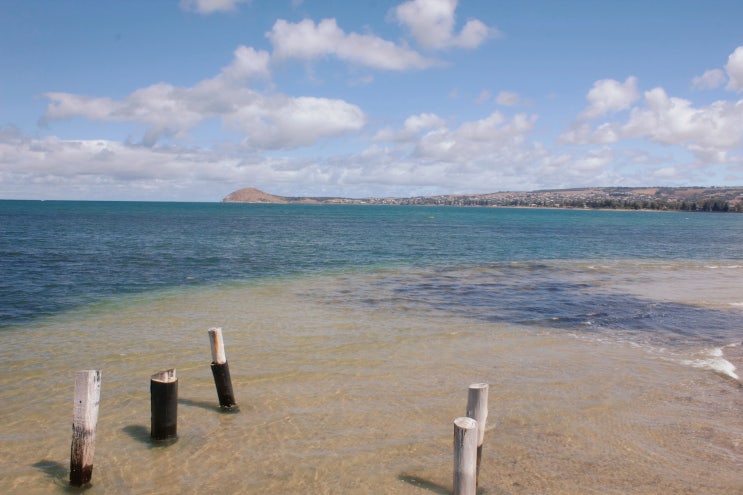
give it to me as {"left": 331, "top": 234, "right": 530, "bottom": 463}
{"left": 1, "top": 0, "right": 743, "bottom": 201}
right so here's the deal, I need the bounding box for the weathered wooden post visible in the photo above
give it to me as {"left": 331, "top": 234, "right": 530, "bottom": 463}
{"left": 453, "top": 416, "right": 478, "bottom": 495}
{"left": 150, "top": 369, "right": 177, "bottom": 440}
{"left": 208, "top": 327, "right": 236, "bottom": 410}
{"left": 70, "top": 370, "right": 102, "bottom": 486}
{"left": 466, "top": 382, "right": 489, "bottom": 484}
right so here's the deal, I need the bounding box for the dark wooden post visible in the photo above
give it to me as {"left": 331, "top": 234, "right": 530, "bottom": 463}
{"left": 466, "top": 382, "right": 489, "bottom": 484}
{"left": 70, "top": 370, "right": 101, "bottom": 486}
{"left": 150, "top": 369, "right": 177, "bottom": 440}
{"left": 208, "top": 327, "right": 236, "bottom": 410}
{"left": 453, "top": 416, "right": 478, "bottom": 495}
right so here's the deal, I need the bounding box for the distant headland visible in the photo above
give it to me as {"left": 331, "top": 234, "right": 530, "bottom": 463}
{"left": 223, "top": 186, "right": 743, "bottom": 212}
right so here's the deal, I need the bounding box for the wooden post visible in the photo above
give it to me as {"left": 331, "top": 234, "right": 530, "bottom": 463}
{"left": 453, "top": 416, "right": 478, "bottom": 495}
{"left": 150, "top": 369, "right": 177, "bottom": 440}
{"left": 70, "top": 370, "right": 101, "bottom": 487}
{"left": 208, "top": 327, "right": 236, "bottom": 410}
{"left": 466, "top": 382, "right": 489, "bottom": 484}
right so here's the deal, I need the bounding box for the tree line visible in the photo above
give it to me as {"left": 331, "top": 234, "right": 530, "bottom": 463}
{"left": 393, "top": 196, "right": 743, "bottom": 212}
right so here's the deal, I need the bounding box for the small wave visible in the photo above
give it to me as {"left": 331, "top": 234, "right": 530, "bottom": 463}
{"left": 682, "top": 345, "right": 740, "bottom": 381}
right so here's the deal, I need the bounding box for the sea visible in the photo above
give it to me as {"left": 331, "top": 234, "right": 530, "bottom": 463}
{"left": 1, "top": 200, "right": 741, "bottom": 494}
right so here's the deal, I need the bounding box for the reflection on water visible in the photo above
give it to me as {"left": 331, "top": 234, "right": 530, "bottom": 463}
{"left": 1, "top": 261, "right": 741, "bottom": 494}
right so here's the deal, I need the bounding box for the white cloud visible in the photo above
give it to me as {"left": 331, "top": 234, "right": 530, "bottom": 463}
{"left": 226, "top": 95, "right": 366, "bottom": 148}
{"left": 349, "top": 110, "right": 607, "bottom": 195}
{"left": 572, "top": 147, "right": 614, "bottom": 172}
{"left": 623, "top": 87, "right": 743, "bottom": 160}
{"left": 414, "top": 111, "right": 539, "bottom": 163}
{"left": 373, "top": 112, "right": 445, "bottom": 141}
{"left": 692, "top": 69, "right": 726, "bottom": 90}
{"left": 220, "top": 45, "right": 272, "bottom": 81}
{"left": 375, "top": 112, "right": 537, "bottom": 163}
{"left": 404, "top": 113, "right": 446, "bottom": 133}
{"left": 267, "top": 18, "right": 436, "bottom": 70}
{"left": 558, "top": 123, "right": 590, "bottom": 145}
{"left": 565, "top": 81, "right": 743, "bottom": 165}
{"left": 393, "top": 0, "right": 494, "bottom": 49}
{"left": 179, "top": 0, "right": 249, "bottom": 14}
{"left": 725, "top": 45, "right": 743, "bottom": 92}
{"left": 8, "top": 95, "right": 724, "bottom": 202}
{"left": 0, "top": 131, "right": 341, "bottom": 200}
{"left": 0, "top": 136, "right": 187, "bottom": 199}
{"left": 495, "top": 91, "right": 521, "bottom": 106}
{"left": 690, "top": 45, "right": 743, "bottom": 92}
{"left": 591, "top": 123, "right": 621, "bottom": 144}
{"left": 579, "top": 76, "right": 639, "bottom": 120}
{"left": 42, "top": 45, "right": 365, "bottom": 149}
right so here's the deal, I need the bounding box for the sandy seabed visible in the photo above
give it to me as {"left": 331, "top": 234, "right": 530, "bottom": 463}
{"left": 1, "top": 265, "right": 741, "bottom": 494}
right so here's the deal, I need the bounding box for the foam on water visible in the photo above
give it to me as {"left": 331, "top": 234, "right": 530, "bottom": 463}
{"left": 681, "top": 343, "right": 742, "bottom": 381}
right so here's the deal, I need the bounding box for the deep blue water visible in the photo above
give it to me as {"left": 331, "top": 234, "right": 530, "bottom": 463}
{"left": 1, "top": 200, "right": 742, "bottom": 332}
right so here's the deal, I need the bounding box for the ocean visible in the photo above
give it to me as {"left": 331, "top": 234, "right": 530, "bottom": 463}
{"left": 1, "top": 200, "right": 741, "bottom": 494}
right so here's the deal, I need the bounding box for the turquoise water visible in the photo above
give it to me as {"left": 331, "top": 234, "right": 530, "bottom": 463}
{"left": 2, "top": 201, "right": 741, "bottom": 330}
{"left": 1, "top": 201, "right": 742, "bottom": 494}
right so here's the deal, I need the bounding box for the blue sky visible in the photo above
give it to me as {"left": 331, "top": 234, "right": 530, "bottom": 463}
{"left": 1, "top": 0, "right": 742, "bottom": 201}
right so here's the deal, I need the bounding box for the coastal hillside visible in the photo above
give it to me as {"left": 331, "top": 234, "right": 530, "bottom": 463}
{"left": 223, "top": 186, "right": 743, "bottom": 212}
{"left": 222, "top": 187, "right": 288, "bottom": 203}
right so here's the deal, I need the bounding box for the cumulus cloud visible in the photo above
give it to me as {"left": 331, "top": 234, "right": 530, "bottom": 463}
{"left": 267, "top": 18, "right": 436, "bottom": 70}
{"left": 0, "top": 136, "right": 186, "bottom": 199}
{"left": 564, "top": 77, "right": 743, "bottom": 165}
{"left": 690, "top": 45, "right": 743, "bottom": 92}
{"left": 579, "top": 76, "right": 639, "bottom": 120}
{"left": 42, "top": 45, "right": 365, "bottom": 149}
{"left": 622, "top": 87, "right": 743, "bottom": 161}
{"left": 23, "top": 30, "right": 743, "bottom": 201}
{"left": 692, "top": 68, "right": 726, "bottom": 90}
{"left": 725, "top": 46, "right": 743, "bottom": 92}
{"left": 179, "top": 0, "right": 249, "bottom": 14}
{"left": 359, "top": 109, "right": 600, "bottom": 195}
{"left": 413, "top": 111, "right": 539, "bottom": 163}
{"left": 225, "top": 94, "right": 366, "bottom": 148}
{"left": 4, "top": 103, "right": 701, "bottom": 202}
{"left": 392, "top": 113, "right": 632, "bottom": 192}
{"left": 220, "top": 45, "right": 272, "bottom": 81}
{"left": 393, "top": 0, "right": 494, "bottom": 49}
{"left": 0, "top": 130, "right": 336, "bottom": 200}
{"left": 355, "top": 130, "right": 553, "bottom": 194}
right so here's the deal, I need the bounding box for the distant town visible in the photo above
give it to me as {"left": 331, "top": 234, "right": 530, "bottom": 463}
{"left": 224, "top": 186, "right": 743, "bottom": 212}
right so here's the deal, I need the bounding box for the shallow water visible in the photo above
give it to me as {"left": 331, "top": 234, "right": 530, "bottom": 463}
{"left": 2, "top": 202, "right": 742, "bottom": 493}
{"left": 1, "top": 261, "right": 741, "bottom": 494}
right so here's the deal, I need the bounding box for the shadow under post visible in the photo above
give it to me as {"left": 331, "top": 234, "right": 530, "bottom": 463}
{"left": 398, "top": 474, "right": 450, "bottom": 494}
{"left": 32, "top": 459, "right": 88, "bottom": 492}
{"left": 121, "top": 424, "right": 178, "bottom": 448}
{"left": 398, "top": 473, "right": 495, "bottom": 495}
{"left": 178, "top": 397, "right": 241, "bottom": 413}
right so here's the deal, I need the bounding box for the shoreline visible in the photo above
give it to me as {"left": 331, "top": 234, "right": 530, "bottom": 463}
{"left": 222, "top": 186, "right": 743, "bottom": 212}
